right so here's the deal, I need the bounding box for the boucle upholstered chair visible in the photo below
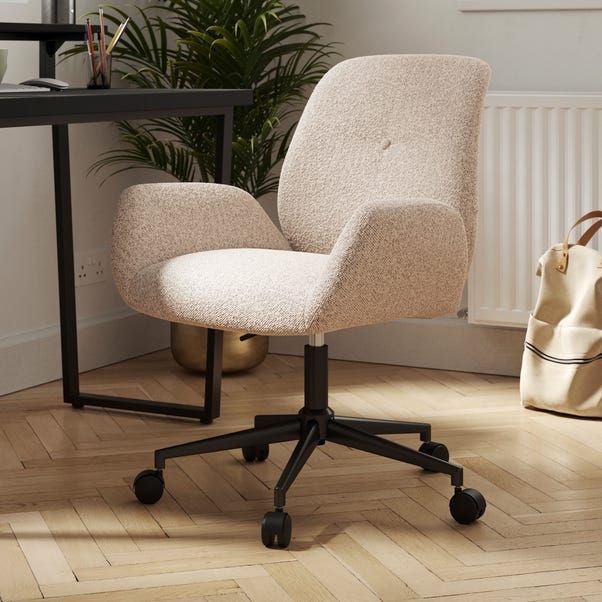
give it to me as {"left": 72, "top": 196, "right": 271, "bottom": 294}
{"left": 116, "top": 55, "right": 491, "bottom": 548}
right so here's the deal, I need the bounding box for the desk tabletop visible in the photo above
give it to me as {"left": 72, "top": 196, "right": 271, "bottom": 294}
{"left": 0, "top": 88, "right": 253, "bottom": 128}
{"left": 0, "top": 22, "right": 99, "bottom": 42}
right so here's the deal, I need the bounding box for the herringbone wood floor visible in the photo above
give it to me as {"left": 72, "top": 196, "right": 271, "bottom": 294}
{"left": 1, "top": 350, "right": 601, "bottom": 601}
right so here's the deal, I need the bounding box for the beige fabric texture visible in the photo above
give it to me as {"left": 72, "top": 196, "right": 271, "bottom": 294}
{"left": 520, "top": 225, "right": 602, "bottom": 416}
{"left": 120, "top": 199, "right": 468, "bottom": 335}
{"left": 278, "top": 54, "right": 491, "bottom": 259}
{"left": 112, "top": 55, "right": 491, "bottom": 336}
{"left": 112, "top": 182, "right": 290, "bottom": 301}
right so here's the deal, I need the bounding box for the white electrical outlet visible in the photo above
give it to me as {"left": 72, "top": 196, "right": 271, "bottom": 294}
{"left": 75, "top": 250, "right": 108, "bottom": 287}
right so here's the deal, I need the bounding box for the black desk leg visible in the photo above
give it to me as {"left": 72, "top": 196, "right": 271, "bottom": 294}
{"left": 49, "top": 114, "right": 231, "bottom": 422}
{"left": 196, "top": 108, "right": 234, "bottom": 422}
{"left": 44, "top": 42, "right": 81, "bottom": 407}
{"left": 39, "top": 40, "right": 59, "bottom": 79}
{"left": 202, "top": 329, "right": 223, "bottom": 424}
{"left": 52, "top": 124, "right": 81, "bottom": 408}
{"left": 215, "top": 108, "right": 233, "bottom": 185}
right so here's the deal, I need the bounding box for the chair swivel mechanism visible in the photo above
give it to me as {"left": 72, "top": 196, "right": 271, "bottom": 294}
{"left": 112, "top": 55, "right": 491, "bottom": 548}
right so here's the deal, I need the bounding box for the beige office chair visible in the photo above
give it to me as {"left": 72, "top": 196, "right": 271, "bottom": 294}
{"left": 113, "top": 55, "right": 491, "bottom": 548}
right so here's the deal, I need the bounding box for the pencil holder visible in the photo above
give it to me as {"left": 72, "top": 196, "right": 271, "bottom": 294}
{"left": 87, "top": 53, "right": 112, "bottom": 89}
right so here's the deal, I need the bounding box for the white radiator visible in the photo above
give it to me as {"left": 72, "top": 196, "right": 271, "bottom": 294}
{"left": 468, "top": 93, "right": 602, "bottom": 327}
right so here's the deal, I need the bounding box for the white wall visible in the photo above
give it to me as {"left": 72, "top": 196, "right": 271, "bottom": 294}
{"left": 271, "top": 0, "right": 602, "bottom": 375}
{"left": 0, "top": 0, "right": 169, "bottom": 394}
{"left": 298, "top": 0, "right": 602, "bottom": 92}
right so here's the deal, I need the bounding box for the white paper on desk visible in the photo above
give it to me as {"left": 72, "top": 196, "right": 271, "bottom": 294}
{"left": 0, "top": 83, "right": 51, "bottom": 93}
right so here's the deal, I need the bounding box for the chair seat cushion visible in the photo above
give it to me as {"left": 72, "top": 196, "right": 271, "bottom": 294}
{"left": 124, "top": 248, "right": 329, "bottom": 335}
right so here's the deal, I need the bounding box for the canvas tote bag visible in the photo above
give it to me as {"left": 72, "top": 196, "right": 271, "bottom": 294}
{"left": 520, "top": 210, "right": 602, "bottom": 416}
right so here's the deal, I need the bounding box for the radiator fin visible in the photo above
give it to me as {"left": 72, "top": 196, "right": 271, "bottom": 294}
{"left": 469, "top": 94, "right": 602, "bottom": 327}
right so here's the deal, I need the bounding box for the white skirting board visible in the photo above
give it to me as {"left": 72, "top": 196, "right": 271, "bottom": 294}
{"left": 1, "top": 314, "right": 524, "bottom": 396}
{"left": 0, "top": 309, "right": 169, "bottom": 396}
{"left": 269, "top": 318, "right": 526, "bottom": 377}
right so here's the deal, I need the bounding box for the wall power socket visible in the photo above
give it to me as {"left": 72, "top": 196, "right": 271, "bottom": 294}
{"left": 75, "top": 250, "right": 109, "bottom": 287}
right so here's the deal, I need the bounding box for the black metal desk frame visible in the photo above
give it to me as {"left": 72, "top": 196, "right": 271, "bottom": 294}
{"left": 0, "top": 24, "right": 252, "bottom": 423}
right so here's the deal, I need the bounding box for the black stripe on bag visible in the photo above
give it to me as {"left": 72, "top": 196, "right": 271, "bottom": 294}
{"left": 525, "top": 342, "right": 602, "bottom": 365}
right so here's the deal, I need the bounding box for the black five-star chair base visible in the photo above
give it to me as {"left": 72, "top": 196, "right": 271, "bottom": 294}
{"left": 133, "top": 343, "right": 486, "bottom": 548}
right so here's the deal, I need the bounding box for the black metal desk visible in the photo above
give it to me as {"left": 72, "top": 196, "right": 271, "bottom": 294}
{"left": 0, "top": 22, "right": 102, "bottom": 76}
{"left": 0, "top": 24, "right": 253, "bottom": 423}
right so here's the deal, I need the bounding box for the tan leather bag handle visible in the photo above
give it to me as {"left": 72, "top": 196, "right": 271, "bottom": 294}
{"left": 556, "top": 210, "right": 602, "bottom": 273}
{"left": 577, "top": 218, "right": 602, "bottom": 247}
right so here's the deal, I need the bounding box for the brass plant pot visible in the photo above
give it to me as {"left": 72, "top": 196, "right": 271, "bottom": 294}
{"left": 170, "top": 323, "right": 269, "bottom": 374}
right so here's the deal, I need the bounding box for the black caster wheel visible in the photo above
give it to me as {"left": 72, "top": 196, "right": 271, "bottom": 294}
{"left": 450, "top": 488, "right": 486, "bottom": 524}
{"left": 419, "top": 441, "right": 450, "bottom": 471}
{"left": 134, "top": 469, "right": 164, "bottom": 505}
{"left": 261, "top": 511, "right": 292, "bottom": 548}
{"left": 242, "top": 444, "right": 269, "bottom": 462}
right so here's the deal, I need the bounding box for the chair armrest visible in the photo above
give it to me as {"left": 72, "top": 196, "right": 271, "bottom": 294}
{"left": 112, "top": 183, "right": 289, "bottom": 297}
{"left": 307, "top": 199, "right": 469, "bottom": 332}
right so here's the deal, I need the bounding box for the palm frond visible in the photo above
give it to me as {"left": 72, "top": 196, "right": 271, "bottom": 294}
{"left": 64, "top": 0, "right": 339, "bottom": 196}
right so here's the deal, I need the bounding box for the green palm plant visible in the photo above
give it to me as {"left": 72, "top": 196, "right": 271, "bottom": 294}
{"left": 65, "top": 0, "right": 337, "bottom": 196}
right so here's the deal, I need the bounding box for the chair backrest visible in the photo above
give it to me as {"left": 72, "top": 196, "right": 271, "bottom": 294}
{"left": 277, "top": 55, "right": 491, "bottom": 258}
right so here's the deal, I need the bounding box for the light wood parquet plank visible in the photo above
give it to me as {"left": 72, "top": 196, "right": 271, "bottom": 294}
{"left": 25, "top": 413, "right": 76, "bottom": 455}
{"left": 176, "top": 454, "right": 253, "bottom": 506}
{"left": 99, "top": 485, "right": 167, "bottom": 549}
{"left": 460, "top": 456, "right": 555, "bottom": 504}
{"left": 423, "top": 581, "right": 602, "bottom": 600}
{"left": 492, "top": 430, "right": 594, "bottom": 481}
{"left": 143, "top": 486, "right": 197, "bottom": 530}
{"left": 0, "top": 522, "right": 42, "bottom": 601}
{"left": 319, "top": 532, "right": 416, "bottom": 601}
{"left": 74, "top": 550, "right": 293, "bottom": 582}
{"left": 104, "top": 540, "right": 288, "bottom": 566}
{"left": 0, "top": 426, "right": 23, "bottom": 471}
{"left": 50, "top": 408, "right": 102, "bottom": 446}
{"left": 290, "top": 545, "right": 380, "bottom": 601}
{"left": 5, "top": 511, "right": 75, "bottom": 586}
{"left": 236, "top": 575, "right": 293, "bottom": 602}
{"left": 162, "top": 463, "right": 222, "bottom": 518}
{"left": 264, "top": 560, "right": 337, "bottom": 602}
{"left": 41, "top": 567, "right": 266, "bottom": 598}
{"left": 26, "top": 580, "right": 240, "bottom": 601}
{"left": 205, "top": 592, "right": 249, "bottom": 602}
{"left": 2, "top": 421, "right": 49, "bottom": 462}
{"left": 382, "top": 495, "right": 480, "bottom": 565}
{"left": 344, "top": 519, "right": 433, "bottom": 596}
{"left": 71, "top": 497, "right": 139, "bottom": 556}
{"left": 41, "top": 507, "right": 108, "bottom": 571}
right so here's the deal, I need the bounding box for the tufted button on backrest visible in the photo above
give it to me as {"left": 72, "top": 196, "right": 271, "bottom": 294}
{"left": 277, "top": 55, "right": 491, "bottom": 258}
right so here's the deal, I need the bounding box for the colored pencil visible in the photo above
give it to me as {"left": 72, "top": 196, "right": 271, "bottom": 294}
{"left": 98, "top": 8, "right": 108, "bottom": 78}
{"left": 86, "top": 19, "right": 98, "bottom": 85}
{"left": 106, "top": 18, "right": 129, "bottom": 55}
